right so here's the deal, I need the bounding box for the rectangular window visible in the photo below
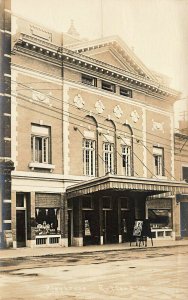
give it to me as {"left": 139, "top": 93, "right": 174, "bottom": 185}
{"left": 102, "top": 196, "right": 112, "bottom": 210}
{"left": 31, "top": 125, "right": 50, "bottom": 164}
{"left": 153, "top": 147, "right": 164, "bottom": 176}
{"left": 16, "top": 193, "right": 25, "bottom": 208}
{"left": 122, "top": 145, "right": 131, "bottom": 176}
{"left": 120, "top": 87, "right": 132, "bottom": 98}
{"left": 103, "top": 142, "right": 114, "bottom": 174}
{"left": 182, "top": 167, "right": 188, "bottom": 182}
{"left": 120, "top": 197, "right": 128, "bottom": 210}
{"left": 82, "top": 196, "right": 93, "bottom": 209}
{"left": 35, "top": 208, "right": 60, "bottom": 235}
{"left": 148, "top": 209, "right": 171, "bottom": 228}
{"left": 101, "top": 80, "right": 116, "bottom": 93}
{"left": 81, "top": 74, "right": 97, "bottom": 86}
{"left": 83, "top": 139, "right": 95, "bottom": 176}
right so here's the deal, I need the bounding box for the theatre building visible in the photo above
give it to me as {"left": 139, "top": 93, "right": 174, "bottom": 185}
{"left": 3, "top": 16, "right": 188, "bottom": 248}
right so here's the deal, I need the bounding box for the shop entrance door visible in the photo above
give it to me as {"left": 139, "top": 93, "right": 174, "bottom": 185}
{"left": 16, "top": 210, "right": 26, "bottom": 247}
{"left": 103, "top": 210, "right": 118, "bottom": 244}
{"left": 83, "top": 211, "right": 99, "bottom": 245}
{"left": 121, "top": 210, "right": 130, "bottom": 242}
{"left": 180, "top": 202, "right": 188, "bottom": 238}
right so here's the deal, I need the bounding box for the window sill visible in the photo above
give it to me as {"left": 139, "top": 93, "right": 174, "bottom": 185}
{"left": 29, "top": 162, "right": 55, "bottom": 172}
{"left": 153, "top": 175, "right": 167, "bottom": 180}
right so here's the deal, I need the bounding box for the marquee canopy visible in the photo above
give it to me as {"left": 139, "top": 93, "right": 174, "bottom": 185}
{"left": 66, "top": 174, "right": 188, "bottom": 199}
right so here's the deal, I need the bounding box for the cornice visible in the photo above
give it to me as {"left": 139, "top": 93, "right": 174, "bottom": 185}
{"left": 12, "top": 33, "right": 180, "bottom": 100}
{"left": 63, "top": 62, "right": 169, "bottom": 101}
{"left": 66, "top": 35, "right": 157, "bottom": 81}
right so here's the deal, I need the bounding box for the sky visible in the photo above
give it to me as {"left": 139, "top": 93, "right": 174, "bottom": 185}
{"left": 11, "top": 0, "right": 188, "bottom": 121}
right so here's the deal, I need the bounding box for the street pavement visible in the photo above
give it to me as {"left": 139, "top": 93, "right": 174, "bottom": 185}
{"left": 0, "top": 242, "right": 188, "bottom": 300}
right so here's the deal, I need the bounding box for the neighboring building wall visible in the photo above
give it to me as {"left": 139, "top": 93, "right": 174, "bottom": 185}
{"left": 0, "top": 0, "right": 13, "bottom": 248}
{"left": 174, "top": 133, "right": 188, "bottom": 239}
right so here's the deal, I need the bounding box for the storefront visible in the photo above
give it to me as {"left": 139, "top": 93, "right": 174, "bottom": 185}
{"left": 34, "top": 193, "right": 61, "bottom": 246}
{"left": 177, "top": 194, "right": 188, "bottom": 238}
{"left": 14, "top": 192, "right": 63, "bottom": 248}
{"left": 146, "top": 198, "right": 173, "bottom": 239}
{"left": 11, "top": 175, "right": 188, "bottom": 248}
{"left": 66, "top": 174, "right": 188, "bottom": 246}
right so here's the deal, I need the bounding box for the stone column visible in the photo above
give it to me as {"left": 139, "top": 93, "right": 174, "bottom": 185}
{"left": 173, "top": 195, "right": 181, "bottom": 240}
{"left": 11, "top": 191, "right": 16, "bottom": 248}
{"left": 99, "top": 198, "right": 103, "bottom": 245}
{"left": 134, "top": 196, "right": 146, "bottom": 220}
{"left": 27, "top": 191, "right": 36, "bottom": 248}
{"left": 60, "top": 193, "right": 68, "bottom": 247}
{"left": 73, "top": 198, "right": 83, "bottom": 246}
{"left": 117, "top": 199, "right": 122, "bottom": 243}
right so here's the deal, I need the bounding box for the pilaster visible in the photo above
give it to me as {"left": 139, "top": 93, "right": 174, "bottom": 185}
{"left": 60, "top": 193, "right": 68, "bottom": 247}
{"left": 30, "top": 191, "right": 36, "bottom": 241}
{"left": 11, "top": 190, "right": 16, "bottom": 248}
{"left": 73, "top": 198, "right": 83, "bottom": 246}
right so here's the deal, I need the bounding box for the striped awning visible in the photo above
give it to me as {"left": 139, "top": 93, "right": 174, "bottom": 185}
{"left": 66, "top": 174, "right": 188, "bottom": 199}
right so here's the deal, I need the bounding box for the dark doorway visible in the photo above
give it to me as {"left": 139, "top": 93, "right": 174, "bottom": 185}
{"left": 180, "top": 202, "right": 188, "bottom": 238}
{"left": 16, "top": 210, "right": 26, "bottom": 247}
{"left": 83, "top": 210, "right": 99, "bottom": 245}
{"left": 103, "top": 210, "right": 118, "bottom": 244}
{"left": 121, "top": 210, "right": 130, "bottom": 242}
{"left": 68, "top": 210, "right": 73, "bottom": 246}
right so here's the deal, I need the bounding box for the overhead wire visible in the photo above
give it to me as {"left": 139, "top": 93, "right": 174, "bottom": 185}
{"left": 9, "top": 78, "right": 177, "bottom": 149}
{"left": 8, "top": 92, "right": 163, "bottom": 178}
{"left": 9, "top": 77, "right": 175, "bottom": 142}
{"left": 10, "top": 90, "right": 176, "bottom": 156}
{"left": 8, "top": 90, "right": 178, "bottom": 158}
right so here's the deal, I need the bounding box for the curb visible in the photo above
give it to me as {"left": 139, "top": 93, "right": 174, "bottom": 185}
{"left": 0, "top": 242, "right": 188, "bottom": 260}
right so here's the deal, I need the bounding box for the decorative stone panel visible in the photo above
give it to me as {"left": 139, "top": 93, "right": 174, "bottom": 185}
{"left": 113, "top": 105, "right": 123, "bottom": 118}
{"left": 95, "top": 100, "right": 105, "bottom": 114}
{"left": 74, "top": 94, "right": 84, "bottom": 109}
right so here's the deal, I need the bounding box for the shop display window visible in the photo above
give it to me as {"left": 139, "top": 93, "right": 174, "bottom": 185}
{"left": 148, "top": 209, "right": 172, "bottom": 229}
{"left": 35, "top": 208, "right": 60, "bottom": 235}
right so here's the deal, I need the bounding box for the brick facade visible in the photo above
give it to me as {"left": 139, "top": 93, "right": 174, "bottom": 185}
{"left": 2, "top": 16, "right": 187, "bottom": 248}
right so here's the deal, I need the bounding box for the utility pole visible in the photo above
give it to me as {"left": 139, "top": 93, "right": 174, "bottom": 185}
{"left": 100, "top": 0, "right": 104, "bottom": 38}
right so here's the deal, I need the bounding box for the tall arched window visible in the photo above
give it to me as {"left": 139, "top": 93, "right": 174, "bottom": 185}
{"left": 121, "top": 124, "right": 133, "bottom": 176}
{"left": 82, "top": 116, "right": 98, "bottom": 177}
{"left": 103, "top": 119, "right": 116, "bottom": 175}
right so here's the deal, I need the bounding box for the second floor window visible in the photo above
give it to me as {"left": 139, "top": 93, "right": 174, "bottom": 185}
{"left": 182, "top": 166, "right": 188, "bottom": 182}
{"left": 81, "top": 74, "right": 97, "bottom": 86}
{"left": 101, "top": 80, "right": 116, "bottom": 93}
{"left": 122, "top": 145, "right": 131, "bottom": 176}
{"left": 153, "top": 147, "right": 164, "bottom": 176}
{"left": 120, "top": 87, "right": 132, "bottom": 98}
{"left": 31, "top": 125, "right": 50, "bottom": 164}
{"left": 103, "top": 142, "right": 114, "bottom": 174}
{"left": 83, "top": 139, "right": 95, "bottom": 176}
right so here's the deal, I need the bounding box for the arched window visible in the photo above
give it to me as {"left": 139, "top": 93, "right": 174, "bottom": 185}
{"left": 121, "top": 124, "right": 133, "bottom": 176}
{"left": 82, "top": 116, "right": 98, "bottom": 176}
{"left": 102, "top": 119, "right": 116, "bottom": 175}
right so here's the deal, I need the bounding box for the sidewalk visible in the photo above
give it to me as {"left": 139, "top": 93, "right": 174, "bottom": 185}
{"left": 0, "top": 239, "right": 188, "bottom": 259}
